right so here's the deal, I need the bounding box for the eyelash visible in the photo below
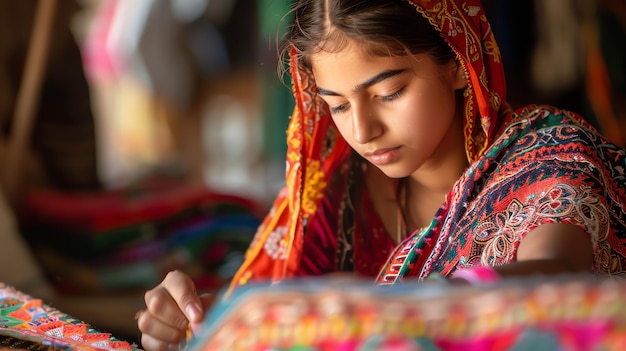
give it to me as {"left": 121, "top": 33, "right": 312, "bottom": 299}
{"left": 329, "top": 88, "right": 405, "bottom": 115}
{"left": 380, "top": 88, "right": 404, "bottom": 102}
{"left": 330, "top": 104, "right": 348, "bottom": 114}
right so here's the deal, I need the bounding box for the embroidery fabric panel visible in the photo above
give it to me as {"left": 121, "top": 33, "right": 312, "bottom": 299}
{"left": 0, "top": 284, "right": 135, "bottom": 351}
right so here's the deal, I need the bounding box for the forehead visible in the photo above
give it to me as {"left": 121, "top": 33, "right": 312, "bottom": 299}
{"left": 310, "top": 43, "right": 432, "bottom": 90}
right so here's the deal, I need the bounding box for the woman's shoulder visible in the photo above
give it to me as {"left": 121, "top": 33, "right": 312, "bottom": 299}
{"left": 508, "top": 104, "right": 594, "bottom": 132}
{"left": 501, "top": 104, "right": 621, "bottom": 149}
{"left": 486, "top": 104, "right": 626, "bottom": 181}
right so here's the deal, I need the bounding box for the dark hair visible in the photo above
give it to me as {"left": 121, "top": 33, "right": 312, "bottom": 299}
{"left": 280, "top": 0, "right": 454, "bottom": 78}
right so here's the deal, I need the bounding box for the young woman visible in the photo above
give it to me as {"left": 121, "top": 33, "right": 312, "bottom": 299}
{"left": 137, "top": 0, "right": 626, "bottom": 349}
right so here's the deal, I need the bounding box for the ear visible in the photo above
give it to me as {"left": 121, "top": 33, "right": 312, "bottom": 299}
{"left": 452, "top": 61, "right": 468, "bottom": 90}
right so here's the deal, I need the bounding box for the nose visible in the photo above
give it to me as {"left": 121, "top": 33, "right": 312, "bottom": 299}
{"left": 352, "top": 105, "right": 382, "bottom": 144}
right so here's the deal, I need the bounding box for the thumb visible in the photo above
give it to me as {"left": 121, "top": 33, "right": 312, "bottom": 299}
{"left": 161, "top": 270, "right": 205, "bottom": 324}
{"left": 189, "top": 292, "right": 216, "bottom": 335}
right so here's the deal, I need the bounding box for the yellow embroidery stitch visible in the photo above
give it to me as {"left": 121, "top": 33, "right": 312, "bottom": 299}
{"left": 302, "top": 160, "right": 326, "bottom": 216}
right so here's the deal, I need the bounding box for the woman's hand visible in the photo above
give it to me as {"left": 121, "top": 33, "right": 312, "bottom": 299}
{"left": 137, "top": 270, "right": 215, "bottom": 351}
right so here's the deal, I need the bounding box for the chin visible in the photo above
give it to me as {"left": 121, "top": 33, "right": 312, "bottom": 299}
{"left": 375, "top": 164, "right": 413, "bottom": 179}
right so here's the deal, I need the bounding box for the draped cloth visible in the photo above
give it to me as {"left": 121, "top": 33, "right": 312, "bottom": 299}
{"left": 227, "top": 0, "right": 626, "bottom": 294}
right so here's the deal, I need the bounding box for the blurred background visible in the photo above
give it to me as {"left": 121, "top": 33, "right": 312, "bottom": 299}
{"left": 0, "top": 0, "right": 624, "bottom": 346}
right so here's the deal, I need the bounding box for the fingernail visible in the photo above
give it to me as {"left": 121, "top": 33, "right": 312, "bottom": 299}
{"left": 186, "top": 304, "right": 201, "bottom": 322}
{"left": 191, "top": 322, "right": 202, "bottom": 335}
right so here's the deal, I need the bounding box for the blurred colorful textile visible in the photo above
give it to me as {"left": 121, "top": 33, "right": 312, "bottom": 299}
{"left": 189, "top": 275, "right": 626, "bottom": 351}
{"left": 17, "top": 179, "right": 265, "bottom": 294}
{"left": 0, "top": 283, "right": 136, "bottom": 351}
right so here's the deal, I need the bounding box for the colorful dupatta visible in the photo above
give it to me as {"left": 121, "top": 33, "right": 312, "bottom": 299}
{"left": 228, "top": 0, "right": 626, "bottom": 294}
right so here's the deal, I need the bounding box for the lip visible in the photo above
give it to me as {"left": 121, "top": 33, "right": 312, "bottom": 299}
{"left": 364, "top": 146, "right": 401, "bottom": 166}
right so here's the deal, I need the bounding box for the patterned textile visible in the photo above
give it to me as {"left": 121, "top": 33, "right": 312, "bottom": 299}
{"left": 193, "top": 275, "right": 626, "bottom": 350}
{"left": 227, "top": 0, "right": 626, "bottom": 294}
{"left": 0, "top": 284, "right": 136, "bottom": 351}
{"left": 296, "top": 158, "right": 397, "bottom": 277}
{"left": 377, "top": 106, "right": 626, "bottom": 283}
{"left": 18, "top": 180, "right": 263, "bottom": 294}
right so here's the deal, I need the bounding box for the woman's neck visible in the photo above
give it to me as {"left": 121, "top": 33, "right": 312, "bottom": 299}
{"left": 410, "top": 112, "right": 467, "bottom": 193}
{"left": 404, "top": 115, "right": 468, "bottom": 229}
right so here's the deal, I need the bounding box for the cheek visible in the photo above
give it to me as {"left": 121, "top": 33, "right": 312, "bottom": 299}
{"left": 330, "top": 115, "right": 354, "bottom": 144}
{"left": 393, "top": 98, "right": 437, "bottom": 131}
{"left": 392, "top": 92, "right": 456, "bottom": 140}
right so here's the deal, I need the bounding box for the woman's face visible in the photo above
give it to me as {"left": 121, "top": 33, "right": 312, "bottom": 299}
{"left": 311, "top": 40, "right": 467, "bottom": 179}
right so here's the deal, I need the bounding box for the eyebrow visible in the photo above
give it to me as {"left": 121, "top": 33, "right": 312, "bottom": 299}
{"left": 316, "top": 69, "right": 407, "bottom": 96}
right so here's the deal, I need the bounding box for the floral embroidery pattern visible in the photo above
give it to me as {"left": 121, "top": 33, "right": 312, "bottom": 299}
{"left": 263, "top": 225, "right": 288, "bottom": 260}
{"left": 380, "top": 107, "right": 626, "bottom": 281}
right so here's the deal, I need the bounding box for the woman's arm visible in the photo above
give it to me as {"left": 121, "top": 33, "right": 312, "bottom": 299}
{"left": 497, "top": 222, "right": 594, "bottom": 277}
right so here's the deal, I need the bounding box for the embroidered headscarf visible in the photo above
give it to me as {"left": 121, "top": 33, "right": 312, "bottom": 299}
{"left": 228, "top": 0, "right": 508, "bottom": 293}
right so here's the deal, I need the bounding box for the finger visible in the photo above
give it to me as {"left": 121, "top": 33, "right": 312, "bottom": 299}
{"left": 150, "top": 270, "right": 204, "bottom": 324}
{"left": 135, "top": 309, "right": 145, "bottom": 321}
{"left": 141, "top": 333, "right": 178, "bottom": 351}
{"left": 163, "top": 270, "right": 204, "bottom": 323}
{"left": 144, "top": 285, "right": 190, "bottom": 332}
{"left": 137, "top": 310, "right": 187, "bottom": 348}
{"left": 188, "top": 293, "right": 217, "bottom": 334}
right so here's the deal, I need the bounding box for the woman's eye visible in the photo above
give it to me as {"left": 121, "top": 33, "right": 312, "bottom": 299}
{"left": 380, "top": 88, "right": 404, "bottom": 102}
{"left": 330, "top": 103, "right": 349, "bottom": 114}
